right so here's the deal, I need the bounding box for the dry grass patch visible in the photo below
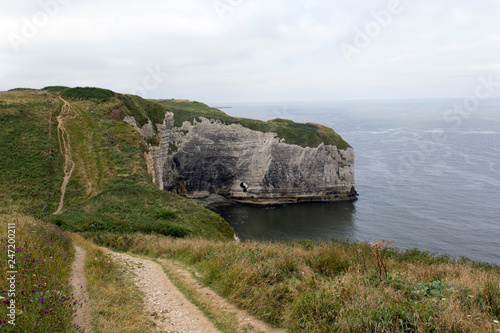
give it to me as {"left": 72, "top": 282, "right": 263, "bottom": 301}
{"left": 84, "top": 232, "right": 500, "bottom": 332}
{"left": 72, "top": 234, "right": 155, "bottom": 332}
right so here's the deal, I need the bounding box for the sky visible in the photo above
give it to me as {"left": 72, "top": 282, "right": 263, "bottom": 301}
{"left": 1, "top": 0, "right": 500, "bottom": 103}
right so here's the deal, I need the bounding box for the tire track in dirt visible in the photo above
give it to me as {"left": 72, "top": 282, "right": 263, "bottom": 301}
{"left": 53, "top": 97, "right": 77, "bottom": 215}
{"left": 158, "top": 259, "right": 288, "bottom": 333}
{"left": 71, "top": 246, "right": 92, "bottom": 332}
{"left": 108, "top": 250, "right": 221, "bottom": 332}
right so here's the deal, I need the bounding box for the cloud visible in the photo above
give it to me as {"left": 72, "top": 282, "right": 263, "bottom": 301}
{"left": 1, "top": 0, "right": 500, "bottom": 102}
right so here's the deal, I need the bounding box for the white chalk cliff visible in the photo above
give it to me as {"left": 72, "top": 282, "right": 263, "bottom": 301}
{"left": 124, "top": 112, "right": 357, "bottom": 205}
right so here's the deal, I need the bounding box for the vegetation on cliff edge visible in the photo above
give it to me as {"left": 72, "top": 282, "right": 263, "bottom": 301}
{"left": 157, "top": 99, "right": 351, "bottom": 149}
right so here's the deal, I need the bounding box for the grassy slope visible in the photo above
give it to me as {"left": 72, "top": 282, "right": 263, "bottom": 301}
{"left": 0, "top": 90, "right": 63, "bottom": 216}
{"left": 157, "top": 99, "right": 351, "bottom": 149}
{"left": 87, "top": 233, "right": 500, "bottom": 333}
{"left": 0, "top": 88, "right": 232, "bottom": 240}
{"left": 0, "top": 213, "right": 156, "bottom": 332}
{"left": 0, "top": 213, "right": 78, "bottom": 332}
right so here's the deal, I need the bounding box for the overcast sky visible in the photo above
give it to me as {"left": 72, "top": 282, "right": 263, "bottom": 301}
{"left": 2, "top": 0, "right": 500, "bottom": 103}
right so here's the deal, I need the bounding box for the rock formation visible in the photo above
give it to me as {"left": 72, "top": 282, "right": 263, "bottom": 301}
{"left": 124, "top": 109, "right": 357, "bottom": 205}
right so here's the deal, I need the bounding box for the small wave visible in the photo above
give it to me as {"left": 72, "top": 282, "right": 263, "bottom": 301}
{"left": 423, "top": 130, "right": 499, "bottom": 135}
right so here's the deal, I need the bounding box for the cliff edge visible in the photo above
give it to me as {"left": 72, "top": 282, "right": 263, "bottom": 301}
{"left": 123, "top": 98, "right": 357, "bottom": 205}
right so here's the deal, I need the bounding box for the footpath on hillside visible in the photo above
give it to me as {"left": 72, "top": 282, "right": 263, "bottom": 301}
{"left": 70, "top": 246, "right": 92, "bottom": 332}
{"left": 107, "top": 250, "right": 220, "bottom": 332}
{"left": 53, "top": 97, "right": 78, "bottom": 215}
{"left": 104, "top": 249, "right": 287, "bottom": 333}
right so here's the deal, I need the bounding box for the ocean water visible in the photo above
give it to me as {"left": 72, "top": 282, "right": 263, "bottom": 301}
{"left": 211, "top": 99, "right": 500, "bottom": 265}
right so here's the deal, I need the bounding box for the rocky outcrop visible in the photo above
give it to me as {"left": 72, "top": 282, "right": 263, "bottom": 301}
{"left": 124, "top": 113, "right": 357, "bottom": 205}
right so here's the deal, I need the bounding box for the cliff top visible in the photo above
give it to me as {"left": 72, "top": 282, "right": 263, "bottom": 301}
{"left": 16, "top": 86, "right": 350, "bottom": 149}
{"left": 157, "top": 99, "right": 351, "bottom": 149}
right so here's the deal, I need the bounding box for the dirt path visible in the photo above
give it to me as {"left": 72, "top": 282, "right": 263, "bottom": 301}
{"left": 53, "top": 98, "right": 77, "bottom": 215}
{"left": 70, "top": 246, "right": 92, "bottom": 332}
{"left": 159, "top": 259, "right": 288, "bottom": 333}
{"left": 108, "top": 250, "right": 221, "bottom": 332}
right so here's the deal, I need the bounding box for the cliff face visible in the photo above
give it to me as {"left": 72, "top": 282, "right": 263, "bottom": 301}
{"left": 124, "top": 112, "right": 356, "bottom": 205}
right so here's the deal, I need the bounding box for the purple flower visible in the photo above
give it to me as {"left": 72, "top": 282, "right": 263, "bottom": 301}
{"left": 32, "top": 289, "right": 36, "bottom": 292}
{"left": 20, "top": 290, "right": 24, "bottom": 293}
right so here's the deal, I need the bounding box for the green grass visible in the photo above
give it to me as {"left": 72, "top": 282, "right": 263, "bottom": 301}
{"left": 57, "top": 178, "right": 233, "bottom": 240}
{"left": 117, "top": 94, "right": 166, "bottom": 129}
{"left": 61, "top": 87, "right": 115, "bottom": 101}
{"left": 157, "top": 99, "right": 351, "bottom": 149}
{"left": 0, "top": 213, "right": 79, "bottom": 332}
{"left": 0, "top": 92, "right": 63, "bottom": 217}
{"left": 0, "top": 89, "right": 233, "bottom": 240}
{"left": 73, "top": 234, "right": 155, "bottom": 332}
{"left": 86, "top": 234, "right": 500, "bottom": 332}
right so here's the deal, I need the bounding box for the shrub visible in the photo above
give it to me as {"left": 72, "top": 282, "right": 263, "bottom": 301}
{"left": 156, "top": 209, "right": 178, "bottom": 220}
{"left": 307, "top": 248, "right": 350, "bottom": 277}
{"left": 43, "top": 86, "right": 69, "bottom": 92}
{"left": 61, "top": 87, "right": 115, "bottom": 101}
{"left": 136, "top": 222, "right": 191, "bottom": 238}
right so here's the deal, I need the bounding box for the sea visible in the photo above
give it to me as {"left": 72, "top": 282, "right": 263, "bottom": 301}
{"left": 209, "top": 99, "right": 500, "bottom": 265}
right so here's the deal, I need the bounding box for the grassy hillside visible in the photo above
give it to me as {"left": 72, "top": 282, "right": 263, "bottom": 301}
{"left": 0, "top": 88, "right": 232, "bottom": 240}
{"left": 0, "top": 213, "right": 78, "bottom": 332}
{"left": 157, "top": 99, "right": 351, "bottom": 149}
{"left": 86, "top": 233, "right": 500, "bottom": 332}
{"left": 0, "top": 90, "right": 63, "bottom": 216}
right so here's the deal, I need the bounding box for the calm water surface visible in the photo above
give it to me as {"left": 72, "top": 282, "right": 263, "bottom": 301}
{"left": 211, "top": 99, "right": 500, "bottom": 265}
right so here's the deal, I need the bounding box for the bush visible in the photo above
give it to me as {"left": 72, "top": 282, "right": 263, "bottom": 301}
{"left": 43, "top": 86, "right": 69, "bottom": 92}
{"left": 137, "top": 223, "right": 191, "bottom": 238}
{"left": 61, "top": 87, "right": 115, "bottom": 101}
{"left": 156, "top": 209, "right": 178, "bottom": 220}
{"left": 307, "top": 248, "right": 350, "bottom": 277}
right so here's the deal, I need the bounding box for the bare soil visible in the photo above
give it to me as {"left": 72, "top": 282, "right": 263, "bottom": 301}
{"left": 108, "top": 250, "right": 221, "bottom": 332}
{"left": 53, "top": 98, "right": 77, "bottom": 215}
{"left": 158, "top": 258, "right": 288, "bottom": 333}
{"left": 70, "top": 246, "right": 92, "bottom": 332}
